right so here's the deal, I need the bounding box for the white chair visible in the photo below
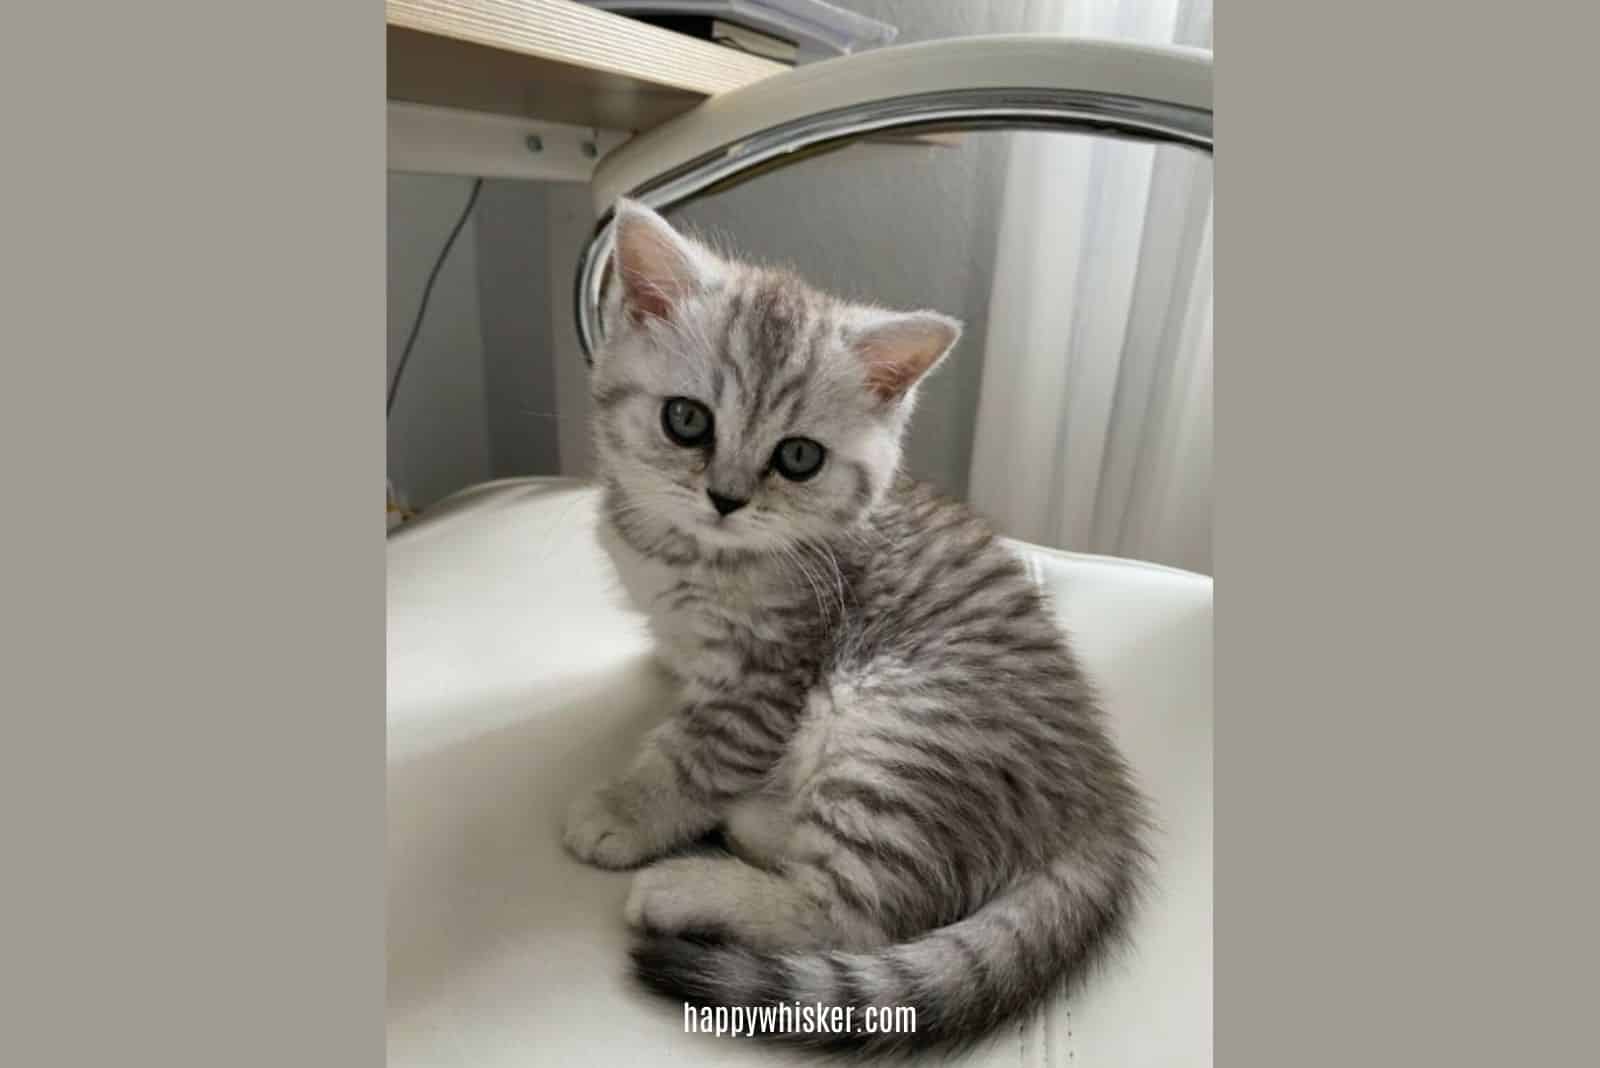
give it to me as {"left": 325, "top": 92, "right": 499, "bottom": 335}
{"left": 388, "top": 477, "right": 1211, "bottom": 1066}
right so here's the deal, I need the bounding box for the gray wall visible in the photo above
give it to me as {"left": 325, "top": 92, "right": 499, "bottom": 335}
{"left": 388, "top": 176, "right": 567, "bottom": 510}
{"left": 387, "top": 174, "right": 491, "bottom": 510}
{"left": 475, "top": 182, "right": 561, "bottom": 480}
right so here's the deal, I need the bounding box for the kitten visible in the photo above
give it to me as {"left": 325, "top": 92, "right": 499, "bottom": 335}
{"left": 564, "top": 200, "right": 1151, "bottom": 1055}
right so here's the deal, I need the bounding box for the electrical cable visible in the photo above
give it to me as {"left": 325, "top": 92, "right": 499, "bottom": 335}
{"left": 386, "top": 178, "right": 484, "bottom": 416}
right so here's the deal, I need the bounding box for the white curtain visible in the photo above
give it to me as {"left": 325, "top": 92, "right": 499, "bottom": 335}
{"left": 967, "top": 0, "right": 1213, "bottom": 575}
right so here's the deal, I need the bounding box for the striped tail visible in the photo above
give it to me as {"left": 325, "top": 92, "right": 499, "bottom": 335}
{"left": 631, "top": 855, "right": 1144, "bottom": 1057}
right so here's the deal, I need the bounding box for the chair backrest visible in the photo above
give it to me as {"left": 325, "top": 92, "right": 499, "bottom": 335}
{"left": 574, "top": 35, "right": 1214, "bottom": 362}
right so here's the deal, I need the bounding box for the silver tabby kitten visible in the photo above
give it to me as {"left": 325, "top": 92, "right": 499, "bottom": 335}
{"left": 564, "top": 200, "right": 1151, "bottom": 1055}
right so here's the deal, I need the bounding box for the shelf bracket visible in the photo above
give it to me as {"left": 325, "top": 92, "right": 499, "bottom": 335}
{"left": 387, "top": 101, "right": 629, "bottom": 182}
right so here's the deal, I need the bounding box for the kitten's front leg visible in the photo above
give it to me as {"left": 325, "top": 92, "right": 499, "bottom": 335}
{"left": 564, "top": 719, "right": 715, "bottom": 869}
{"left": 563, "top": 699, "right": 785, "bottom": 869}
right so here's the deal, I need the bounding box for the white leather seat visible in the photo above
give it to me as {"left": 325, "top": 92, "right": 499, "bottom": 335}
{"left": 388, "top": 477, "right": 1212, "bottom": 1066}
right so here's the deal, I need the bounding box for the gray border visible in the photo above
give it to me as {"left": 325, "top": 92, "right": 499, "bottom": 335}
{"left": 1226, "top": 2, "right": 1598, "bottom": 1064}
{"left": 5, "top": 2, "right": 1599, "bottom": 1065}
{"left": 2, "top": 2, "right": 381, "bottom": 1064}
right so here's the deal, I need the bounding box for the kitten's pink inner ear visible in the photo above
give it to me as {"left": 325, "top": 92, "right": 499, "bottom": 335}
{"left": 855, "top": 313, "right": 962, "bottom": 402}
{"left": 613, "top": 205, "right": 698, "bottom": 325}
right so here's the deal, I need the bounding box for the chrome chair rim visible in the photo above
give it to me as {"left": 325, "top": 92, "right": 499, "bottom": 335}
{"left": 576, "top": 86, "right": 1214, "bottom": 363}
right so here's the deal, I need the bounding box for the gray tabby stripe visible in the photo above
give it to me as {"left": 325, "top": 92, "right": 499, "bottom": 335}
{"left": 802, "top": 811, "right": 929, "bottom": 880}
{"left": 718, "top": 289, "right": 750, "bottom": 401}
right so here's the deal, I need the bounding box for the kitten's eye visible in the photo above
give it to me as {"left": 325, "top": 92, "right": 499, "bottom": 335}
{"left": 661, "top": 397, "right": 713, "bottom": 447}
{"left": 772, "top": 437, "right": 826, "bottom": 481}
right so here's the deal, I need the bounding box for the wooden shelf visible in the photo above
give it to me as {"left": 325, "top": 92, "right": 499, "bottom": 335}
{"left": 387, "top": 0, "right": 788, "bottom": 133}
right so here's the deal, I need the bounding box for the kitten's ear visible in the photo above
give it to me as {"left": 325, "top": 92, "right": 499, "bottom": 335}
{"left": 850, "top": 310, "right": 963, "bottom": 403}
{"left": 610, "top": 199, "right": 716, "bottom": 325}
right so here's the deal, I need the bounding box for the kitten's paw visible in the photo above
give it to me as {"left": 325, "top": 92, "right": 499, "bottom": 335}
{"left": 625, "top": 859, "right": 714, "bottom": 933}
{"left": 563, "top": 789, "right": 655, "bottom": 869}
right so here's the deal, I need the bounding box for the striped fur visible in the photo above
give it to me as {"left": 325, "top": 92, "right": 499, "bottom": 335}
{"left": 563, "top": 202, "right": 1151, "bottom": 1056}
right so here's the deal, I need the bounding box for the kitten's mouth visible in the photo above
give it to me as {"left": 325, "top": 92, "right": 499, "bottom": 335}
{"left": 691, "top": 510, "right": 777, "bottom": 552}
{"left": 614, "top": 477, "right": 769, "bottom": 551}
{"left": 695, "top": 514, "right": 748, "bottom": 542}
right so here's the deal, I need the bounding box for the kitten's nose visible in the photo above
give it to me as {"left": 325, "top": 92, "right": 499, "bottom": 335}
{"left": 707, "top": 490, "right": 748, "bottom": 517}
